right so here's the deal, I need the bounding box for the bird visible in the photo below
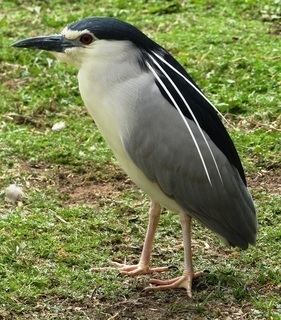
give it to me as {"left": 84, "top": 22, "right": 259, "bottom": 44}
{"left": 13, "top": 17, "right": 257, "bottom": 298}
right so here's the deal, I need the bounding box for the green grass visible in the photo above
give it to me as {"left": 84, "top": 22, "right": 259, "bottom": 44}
{"left": 1, "top": 0, "right": 281, "bottom": 319}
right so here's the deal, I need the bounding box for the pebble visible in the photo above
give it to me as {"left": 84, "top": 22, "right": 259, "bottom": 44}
{"left": 5, "top": 184, "right": 24, "bottom": 203}
{"left": 52, "top": 121, "right": 66, "bottom": 131}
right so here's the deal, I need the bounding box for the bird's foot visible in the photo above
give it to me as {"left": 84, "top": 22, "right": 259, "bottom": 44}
{"left": 111, "top": 261, "right": 169, "bottom": 276}
{"left": 145, "top": 270, "right": 203, "bottom": 298}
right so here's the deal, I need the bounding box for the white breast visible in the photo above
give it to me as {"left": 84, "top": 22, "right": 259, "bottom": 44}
{"left": 77, "top": 42, "right": 181, "bottom": 212}
{"left": 77, "top": 46, "right": 145, "bottom": 162}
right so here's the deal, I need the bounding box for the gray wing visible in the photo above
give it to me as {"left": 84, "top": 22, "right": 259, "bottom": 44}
{"left": 122, "top": 85, "right": 257, "bottom": 249}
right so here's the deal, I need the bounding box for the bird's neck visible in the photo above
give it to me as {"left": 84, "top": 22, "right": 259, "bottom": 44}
{"left": 77, "top": 40, "right": 146, "bottom": 114}
{"left": 79, "top": 41, "right": 143, "bottom": 89}
{"left": 77, "top": 41, "right": 148, "bottom": 150}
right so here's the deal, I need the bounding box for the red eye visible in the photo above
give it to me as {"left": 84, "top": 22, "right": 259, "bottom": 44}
{"left": 80, "top": 33, "right": 94, "bottom": 45}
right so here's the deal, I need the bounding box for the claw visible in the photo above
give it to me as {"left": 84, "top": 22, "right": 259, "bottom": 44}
{"left": 91, "top": 261, "right": 169, "bottom": 276}
{"left": 111, "top": 261, "right": 169, "bottom": 276}
{"left": 145, "top": 271, "right": 203, "bottom": 298}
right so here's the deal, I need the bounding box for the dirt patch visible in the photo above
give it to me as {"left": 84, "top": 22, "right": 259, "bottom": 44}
{"left": 0, "top": 62, "right": 30, "bottom": 85}
{"left": 3, "top": 112, "right": 44, "bottom": 128}
{"left": 260, "top": 2, "right": 281, "bottom": 36}
{"left": 270, "top": 22, "right": 281, "bottom": 35}
{"left": 225, "top": 114, "right": 281, "bottom": 133}
{"left": 94, "top": 293, "right": 204, "bottom": 320}
{"left": 65, "top": 182, "right": 115, "bottom": 203}
{"left": 10, "top": 160, "right": 133, "bottom": 206}
{"left": 60, "top": 178, "right": 125, "bottom": 205}
{"left": 3, "top": 285, "right": 265, "bottom": 320}
{"left": 54, "top": 163, "right": 133, "bottom": 205}
{"left": 3, "top": 78, "right": 29, "bottom": 90}
{"left": 248, "top": 168, "right": 281, "bottom": 194}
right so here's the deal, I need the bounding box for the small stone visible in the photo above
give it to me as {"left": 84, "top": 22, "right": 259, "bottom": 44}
{"left": 52, "top": 121, "right": 65, "bottom": 131}
{"left": 5, "top": 184, "right": 24, "bottom": 203}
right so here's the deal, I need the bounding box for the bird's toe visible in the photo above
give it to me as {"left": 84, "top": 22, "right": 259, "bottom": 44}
{"left": 145, "top": 271, "right": 203, "bottom": 298}
{"left": 112, "top": 261, "right": 169, "bottom": 276}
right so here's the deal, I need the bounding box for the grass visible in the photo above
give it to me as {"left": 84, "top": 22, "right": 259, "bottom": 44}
{"left": 0, "top": 0, "right": 281, "bottom": 319}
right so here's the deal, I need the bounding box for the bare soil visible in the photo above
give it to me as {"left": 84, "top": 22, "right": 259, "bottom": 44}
{"left": 248, "top": 168, "right": 281, "bottom": 195}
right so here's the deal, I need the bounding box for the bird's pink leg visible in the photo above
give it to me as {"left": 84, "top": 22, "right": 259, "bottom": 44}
{"left": 112, "top": 201, "right": 169, "bottom": 276}
{"left": 145, "top": 213, "right": 202, "bottom": 298}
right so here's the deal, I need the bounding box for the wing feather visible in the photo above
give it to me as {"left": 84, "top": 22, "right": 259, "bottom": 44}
{"left": 145, "top": 49, "right": 247, "bottom": 185}
{"left": 148, "top": 54, "right": 223, "bottom": 184}
{"left": 146, "top": 61, "right": 212, "bottom": 186}
{"left": 123, "top": 85, "right": 256, "bottom": 249}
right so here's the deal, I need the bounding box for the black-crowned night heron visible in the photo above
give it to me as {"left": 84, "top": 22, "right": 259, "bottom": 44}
{"left": 13, "top": 17, "right": 257, "bottom": 297}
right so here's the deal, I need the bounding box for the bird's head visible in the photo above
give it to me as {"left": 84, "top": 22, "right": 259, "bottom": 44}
{"left": 12, "top": 17, "right": 156, "bottom": 68}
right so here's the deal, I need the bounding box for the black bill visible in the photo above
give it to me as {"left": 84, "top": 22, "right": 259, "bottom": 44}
{"left": 12, "top": 35, "right": 76, "bottom": 52}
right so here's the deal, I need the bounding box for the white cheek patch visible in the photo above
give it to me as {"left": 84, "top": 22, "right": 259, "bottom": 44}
{"left": 61, "top": 27, "right": 92, "bottom": 40}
